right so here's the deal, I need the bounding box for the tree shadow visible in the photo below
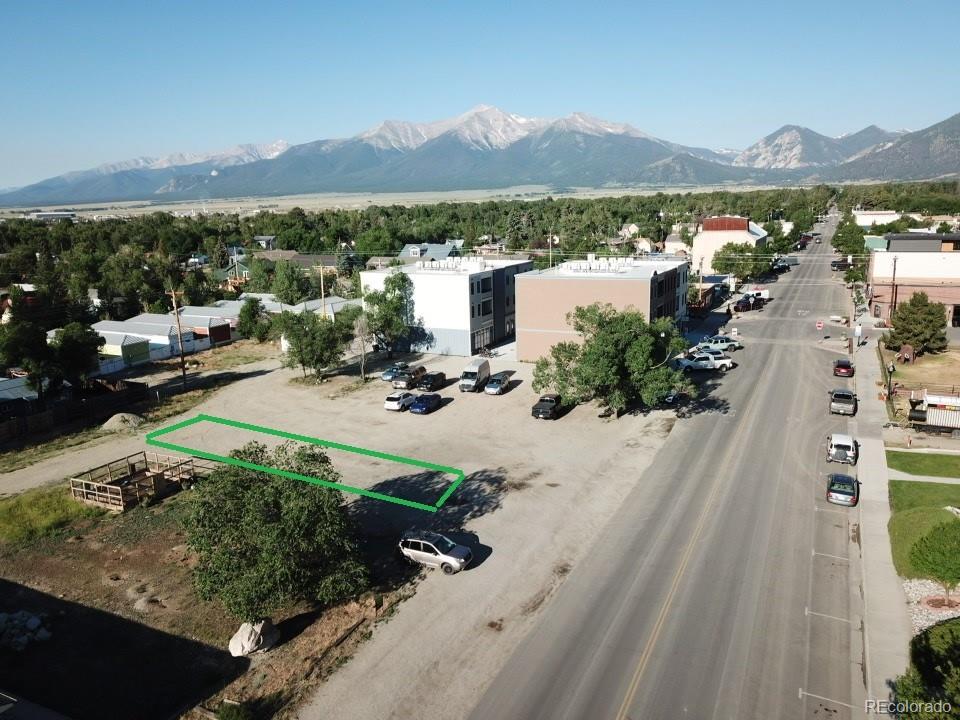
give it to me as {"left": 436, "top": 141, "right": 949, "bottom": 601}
{"left": 348, "top": 467, "right": 507, "bottom": 588}
{"left": 679, "top": 377, "right": 732, "bottom": 417}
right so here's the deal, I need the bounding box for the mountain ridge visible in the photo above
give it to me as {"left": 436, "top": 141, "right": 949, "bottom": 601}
{"left": 1, "top": 107, "right": 957, "bottom": 206}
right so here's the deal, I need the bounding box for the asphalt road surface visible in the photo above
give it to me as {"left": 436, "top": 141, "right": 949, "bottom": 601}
{"left": 469, "top": 216, "right": 867, "bottom": 720}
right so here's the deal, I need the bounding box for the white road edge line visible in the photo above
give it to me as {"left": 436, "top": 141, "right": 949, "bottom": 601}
{"left": 806, "top": 606, "right": 851, "bottom": 623}
{"left": 814, "top": 506, "right": 849, "bottom": 515}
{"left": 812, "top": 550, "right": 850, "bottom": 562}
{"left": 798, "top": 688, "right": 856, "bottom": 709}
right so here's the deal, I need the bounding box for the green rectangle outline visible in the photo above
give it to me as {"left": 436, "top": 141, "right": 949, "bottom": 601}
{"left": 144, "top": 413, "right": 464, "bottom": 513}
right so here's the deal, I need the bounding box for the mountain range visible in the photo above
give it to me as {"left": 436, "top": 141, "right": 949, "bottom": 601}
{"left": 2, "top": 106, "right": 959, "bottom": 207}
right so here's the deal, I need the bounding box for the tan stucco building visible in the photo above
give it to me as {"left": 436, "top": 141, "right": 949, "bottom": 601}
{"left": 515, "top": 256, "right": 689, "bottom": 361}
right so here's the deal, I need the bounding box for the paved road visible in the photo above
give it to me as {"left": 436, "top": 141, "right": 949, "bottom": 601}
{"left": 469, "top": 217, "right": 868, "bottom": 720}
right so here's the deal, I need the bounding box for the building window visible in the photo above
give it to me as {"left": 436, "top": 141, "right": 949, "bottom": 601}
{"left": 481, "top": 300, "right": 493, "bottom": 316}
{"left": 480, "top": 277, "right": 492, "bottom": 293}
{"left": 471, "top": 306, "right": 475, "bottom": 318}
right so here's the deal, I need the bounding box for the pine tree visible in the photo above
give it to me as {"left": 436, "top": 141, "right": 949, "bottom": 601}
{"left": 885, "top": 292, "right": 948, "bottom": 354}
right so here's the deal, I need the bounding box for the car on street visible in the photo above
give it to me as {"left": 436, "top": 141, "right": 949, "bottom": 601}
{"left": 398, "top": 530, "right": 472, "bottom": 574}
{"left": 381, "top": 362, "right": 409, "bottom": 381}
{"left": 833, "top": 359, "right": 855, "bottom": 377}
{"left": 531, "top": 393, "right": 562, "bottom": 419}
{"left": 409, "top": 393, "right": 442, "bottom": 414}
{"left": 826, "top": 433, "right": 858, "bottom": 465}
{"left": 384, "top": 392, "right": 416, "bottom": 411}
{"left": 772, "top": 259, "right": 791, "bottom": 273}
{"left": 484, "top": 372, "right": 510, "bottom": 395}
{"left": 697, "top": 335, "right": 743, "bottom": 352}
{"left": 417, "top": 371, "right": 447, "bottom": 391}
{"left": 674, "top": 352, "right": 735, "bottom": 373}
{"left": 830, "top": 259, "right": 851, "bottom": 271}
{"left": 825, "top": 473, "right": 859, "bottom": 507}
{"left": 697, "top": 348, "right": 737, "bottom": 366}
{"left": 733, "top": 296, "right": 765, "bottom": 312}
{"left": 828, "top": 389, "right": 858, "bottom": 416}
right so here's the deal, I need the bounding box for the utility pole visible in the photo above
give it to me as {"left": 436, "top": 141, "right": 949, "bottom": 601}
{"left": 890, "top": 255, "right": 899, "bottom": 322}
{"left": 320, "top": 266, "right": 327, "bottom": 319}
{"left": 168, "top": 284, "right": 188, "bottom": 393}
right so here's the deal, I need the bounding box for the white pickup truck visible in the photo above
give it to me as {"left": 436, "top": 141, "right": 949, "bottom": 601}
{"left": 674, "top": 352, "right": 735, "bottom": 373}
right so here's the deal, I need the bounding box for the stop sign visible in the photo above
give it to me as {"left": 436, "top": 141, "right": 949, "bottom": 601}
{"left": 816, "top": 320, "right": 824, "bottom": 330}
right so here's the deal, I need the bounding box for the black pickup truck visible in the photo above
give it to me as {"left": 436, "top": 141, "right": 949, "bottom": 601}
{"left": 531, "top": 394, "right": 561, "bottom": 420}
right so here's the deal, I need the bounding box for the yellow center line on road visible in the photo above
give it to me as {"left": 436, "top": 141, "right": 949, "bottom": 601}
{"left": 613, "top": 347, "right": 776, "bottom": 720}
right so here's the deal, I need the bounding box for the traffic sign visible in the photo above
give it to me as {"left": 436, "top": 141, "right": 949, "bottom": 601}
{"left": 816, "top": 320, "right": 824, "bottom": 331}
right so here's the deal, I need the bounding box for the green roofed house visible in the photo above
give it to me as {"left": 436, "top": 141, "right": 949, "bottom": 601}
{"left": 864, "top": 235, "right": 886, "bottom": 251}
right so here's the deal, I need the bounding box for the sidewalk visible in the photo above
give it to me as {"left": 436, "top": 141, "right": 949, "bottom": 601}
{"left": 887, "top": 468, "right": 960, "bottom": 485}
{"left": 854, "top": 337, "right": 912, "bottom": 704}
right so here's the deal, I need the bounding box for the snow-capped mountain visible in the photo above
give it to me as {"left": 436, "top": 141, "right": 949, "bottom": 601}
{"left": 358, "top": 105, "right": 550, "bottom": 151}
{"left": 1, "top": 107, "right": 957, "bottom": 206}
{"left": 70, "top": 141, "right": 291, "bottom": 178}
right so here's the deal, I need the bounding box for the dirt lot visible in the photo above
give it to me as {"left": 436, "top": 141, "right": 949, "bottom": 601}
{"left": 881, "top": 344, "right": 960, "bottom": 392}
{"left": 1, "top": 351, "right": 677, "bottom": 718}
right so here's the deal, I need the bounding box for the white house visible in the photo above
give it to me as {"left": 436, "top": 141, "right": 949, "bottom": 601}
{"left": 691, "top": 216, "right": 768, "bottom": 275}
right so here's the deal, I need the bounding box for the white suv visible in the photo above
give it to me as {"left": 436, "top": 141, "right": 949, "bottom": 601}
{"left": 398, "top": 530, "right": 473, "bottom": 574}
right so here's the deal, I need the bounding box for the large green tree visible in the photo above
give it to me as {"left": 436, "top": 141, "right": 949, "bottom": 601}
{"left": 711, "top": 242, "right": 771, "bottom": 280}
{"left": 0, "top": 320, "right": 59, "bottom": 400}
{"left": 236, "top": 297, "right": 270, "bottom": 342}
{"left": 276, "top": 310, "right": 353, "bottom": 377}
{"left": 185, "top": 441, "right": 368, "bottom": 622}
{"left": 50, "top": 322, "right": 105, "bottom": 387}
{"left": 885, "top": 292, "right": 949, "bottom": 355}
{"left": 532, "top": 303, "right": 690, "bottom": 414}
{"left": 271, "top": 260, "right": 311, "bottom": 305}
{"left": 910, "top": 521, "right": 960, "bottom": 604}
{"left": 364, "top": 270, "right": 415, "bottom": 358}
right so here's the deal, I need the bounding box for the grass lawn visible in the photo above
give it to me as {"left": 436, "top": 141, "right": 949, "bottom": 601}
{"left": 887, "top": 450, "right": 960, "bottom": 478}
{"left": 888, "top": 479, "right": 960, "bottom": 577}
{"left": 880, "top": 345, "right": 960, "bottom": 389}
{"left": 0, "top": 485, "right": 103, "bottom": 544}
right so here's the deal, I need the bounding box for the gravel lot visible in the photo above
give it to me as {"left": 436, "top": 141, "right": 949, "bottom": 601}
{"left": 1, "top": 350, "right": 678, "bottom": 719}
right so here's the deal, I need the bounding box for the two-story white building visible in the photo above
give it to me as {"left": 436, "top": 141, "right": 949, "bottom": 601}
{"left": 360, "top": 257, "right": 533, "bottom": 356}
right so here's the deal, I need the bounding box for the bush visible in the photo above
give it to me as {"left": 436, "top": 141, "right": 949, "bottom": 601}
{"left": 216, "top": 702, "right": 255, "bottom": 720}
{"left": 894, "top": 618, "right": 960, "bottom": 717}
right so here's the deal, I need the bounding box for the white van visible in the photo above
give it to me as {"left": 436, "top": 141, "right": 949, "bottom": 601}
{"left": 459, "top": 358, "right": 490, "bottom": 392}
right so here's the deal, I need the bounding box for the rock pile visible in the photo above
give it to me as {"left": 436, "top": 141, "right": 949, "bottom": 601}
{"left": 0, "top": 611, "right": 51, "bottom": 651}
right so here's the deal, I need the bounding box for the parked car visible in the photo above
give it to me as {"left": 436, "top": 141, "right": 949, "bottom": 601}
{"left": 531, "top": 393, "right": 562, "bottom": 419}
{"left": 828, "top": 389, "right": 858, "bottom": 416}
{"left": 733, "top": 296, "right": 765, "bottom": 312}
{"left": 772, "top": 259, "right": 791, "bottom": 273}
{"left": 459, "top": 358, "right": 491, "bottom": 392}
{"left": 833, "top": 359, "right": 855, "bottom": 377}
{"left": 398, "top": 530, "right": 472, "bottom": 574}
{"left": 484, "top": 372, "right": 510, "bottom": 395}
{"left": 830, "top": 259, "right": 851, "bottom": 271}
{"left": 674, "top": 352, "right": 734, "bottom": 373}
{"left": 826, "top": 433, "right": 858, "bottom": 465}
{"left": 380, "top": 362, "right": 409, "bottom": 382}
{"left": 417, "top": 371, "right": 447, "bottom": 391}
{"left": 697, "top": 348, "right": 736, "bottom": 366}
{"left": 826, "top": 473, "right": 859, "bottom": 507}
{"left": 392, "top": 365, "right": 427, "bottom": 389}
{"left": 384, "top": 392, "right": 416, "bottom": 412}
{"left": 740, "top": 288, "right": 771, "bottom": 302}
{"left": 697, "top": 335, "right": 743, "bottom": 352}
{"left": 409, "top": 393, "right": 442, "bottom": 414}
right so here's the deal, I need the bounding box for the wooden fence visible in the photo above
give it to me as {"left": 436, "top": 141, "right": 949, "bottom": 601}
{"left": 70, "top": 451, "right": 216, "bottom": 512}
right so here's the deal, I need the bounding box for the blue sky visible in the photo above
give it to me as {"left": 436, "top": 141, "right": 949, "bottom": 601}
{"left": 2, "top": 0, "right": 958, "bottom": 187}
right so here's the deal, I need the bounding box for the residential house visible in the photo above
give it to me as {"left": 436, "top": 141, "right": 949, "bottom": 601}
{"left": 398, "top": 240, "right": 463, "bottom": 262}
{"left": 254, "top": 235, "right": 277, "bottom": 250}
{"left": 360, "top": 257, "right": 533, "bottom": 356}
{"left": 618, "top": 223, "right": 642, "bottom": 239}
{"left": 213, "top": 260, "right": 251, "bottom": 290}
{"left": 690, "top": 216, "right": 767, "bottom": 276}
{"left": 515, "top": 255, "right": 689, "bottom": 361}
{"left": 92, "top": 315, "right": 196, "bottom": 360}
